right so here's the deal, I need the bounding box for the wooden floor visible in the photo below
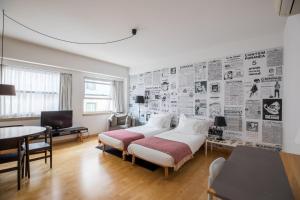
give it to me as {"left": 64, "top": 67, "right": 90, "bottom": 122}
{"left": 0, "top": 136, "right": 229, "bottom": 200}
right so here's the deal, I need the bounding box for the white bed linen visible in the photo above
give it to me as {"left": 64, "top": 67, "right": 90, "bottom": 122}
{"left": 98, "top": 125, "right": 171, "bottom": 150}
{"left": 127, "top": 129, "right": 206, "bottom": 167}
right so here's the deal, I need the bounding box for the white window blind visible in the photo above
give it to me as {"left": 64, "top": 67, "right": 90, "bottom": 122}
{"left": 0, "top": 65, "right": 60, "bottom": 118}
{"left": 84, "top": 78, "right": 113, "bottom": 113}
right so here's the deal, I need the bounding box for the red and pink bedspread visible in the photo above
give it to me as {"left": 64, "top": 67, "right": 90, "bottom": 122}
{"left": 103, "top": 129, "right": 144, "bottom": 150}
{"left": 132, "top": 136, "right": 193, "bottom": 169}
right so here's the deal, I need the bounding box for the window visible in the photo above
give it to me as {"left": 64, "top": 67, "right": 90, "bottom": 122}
{"left": 83, "top": 78, "right": 113, "bottom": 113}
{"left": 0, "top": 65, "right": 60, "bottom": 118}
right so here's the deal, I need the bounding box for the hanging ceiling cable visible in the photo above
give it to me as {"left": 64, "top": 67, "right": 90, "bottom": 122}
{"left": 3, "top": 11, "right": 137, "bottom": 45}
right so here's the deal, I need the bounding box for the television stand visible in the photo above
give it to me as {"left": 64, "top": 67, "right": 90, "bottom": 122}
{"left": 51, "top": 126, "right": 89, "bottom": 142}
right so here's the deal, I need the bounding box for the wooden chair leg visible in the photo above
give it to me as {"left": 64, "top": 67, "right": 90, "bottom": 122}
{"left": 25, "top": 137, "right": 30, "bottom": 179}
{"left": 45, "top": 151, "right": 47, "bottom": 163}
{"left": 21, "top": 159, "right": 25, "bottom": 178}
{"left": 132, "top": 155, "right": 135, "bottom": 165}
{"left": 50, "top": 150, "right": 52, "bottom": 169}
{"left": 164, "top": 167, "right": 169, "bottom": 177}
{"left": 17, "top": 159, "right": 21, "bottom": 190}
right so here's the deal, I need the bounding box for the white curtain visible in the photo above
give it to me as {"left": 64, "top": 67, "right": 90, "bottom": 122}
{"left": 0, "top": 65, "right": 60, "bottom": 118}
{"left": 59, "top": 73, "right": 72, "bottom": 110}
{"left": 111, "top": 80, "right": 124, "bottom": 113}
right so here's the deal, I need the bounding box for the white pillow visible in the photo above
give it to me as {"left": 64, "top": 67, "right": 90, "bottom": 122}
{"left": 147, "top": 113, "right": 172, "bottom": 128}
{"left": 176, "top": 114, "right": 211, "bottom": 134}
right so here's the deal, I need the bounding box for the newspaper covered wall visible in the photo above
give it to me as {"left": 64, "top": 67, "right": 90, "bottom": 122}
{"left": 129, "top": 47, "right": 283, "bottom": 145}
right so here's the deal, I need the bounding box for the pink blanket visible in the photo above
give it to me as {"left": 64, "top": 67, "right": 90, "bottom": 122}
{"left": 132, "top": 137, "right": 192, "bottom": 165}
{"left": 103, "top": 129, "right": 144, "bottom": 150}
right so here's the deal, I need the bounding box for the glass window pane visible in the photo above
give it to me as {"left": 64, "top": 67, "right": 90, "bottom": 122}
{"left": 83, "top": 98, "right": 112, "bottom": 112}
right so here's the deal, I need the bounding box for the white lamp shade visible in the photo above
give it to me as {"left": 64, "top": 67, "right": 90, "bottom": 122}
{"left": 295, "top": 129, "right": 300, "bottom": 144}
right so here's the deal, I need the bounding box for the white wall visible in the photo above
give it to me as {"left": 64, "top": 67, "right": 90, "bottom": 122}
{"left": 130, "top": 33, "right": 284, "bottom": 74}
{"left": 283, "top": 14, "right": 300, "bottom": 154}
{"left": 0, "top": 37, "right": 129, "bottom": 135}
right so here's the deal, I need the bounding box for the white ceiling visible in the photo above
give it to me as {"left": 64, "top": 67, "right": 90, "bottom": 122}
{"left": 1, "top": 0, "right": 286, "bottom": 71}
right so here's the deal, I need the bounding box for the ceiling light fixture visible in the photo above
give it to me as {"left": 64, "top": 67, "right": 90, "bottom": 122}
{"left": 0, "top": 9, "right": 16, "bottom": 96}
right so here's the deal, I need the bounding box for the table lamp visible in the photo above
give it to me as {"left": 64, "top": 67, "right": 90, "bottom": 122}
{"left": 135, "top": 96, "right": 144, "bottom": 119}
{"left": 214, "top": 116, "right": 227, "bottom": 140}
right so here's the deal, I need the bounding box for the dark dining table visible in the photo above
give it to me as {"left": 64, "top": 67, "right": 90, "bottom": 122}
{"left": 208, "top": 146, "right": 298, "bottom": 200}
{"left": 0, "top": 126, "right": 47, "bottom": 177}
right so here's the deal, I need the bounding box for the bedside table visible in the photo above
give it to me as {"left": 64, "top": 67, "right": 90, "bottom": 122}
{"left": 205, "top": 136, "right": 243, "bottom": 156}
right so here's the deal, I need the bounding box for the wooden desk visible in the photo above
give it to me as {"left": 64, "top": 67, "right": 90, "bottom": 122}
{"left": 208, "top": 146, "right": 299, "bottom": 200}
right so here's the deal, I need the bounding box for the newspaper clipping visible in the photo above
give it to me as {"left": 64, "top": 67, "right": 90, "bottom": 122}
{"left": 208, "top": 60, "right": 222, "bottom": 81}
{"left": 266, "top": 48, "right": 283, "bottom": 67}
{"left": 245, "top": 100, "right": 261, "bottom": 119}
{"left": 263, "top": 99, "right": 282, "bottom": 121}
{"left": 244, "top": 79, "right": 261, "bottom": 99}
{"left": 194, "top": 62, "right": 207, "bottom": 81}
{"left": 209, "top": 101, "right": 222, "bottom": 119}
{"left": 246, "top": 121, "right": 259, "bottom": 142}
{"left": 245, "top": 50, "right": 266, "bottom": 78}
{"left": 209, "top": 82, "right": 221, "bottom": 99}
{"left": 224, "top": 107, "right": 243, "bottom": 132}
{"left": 262, "top": 121, "right": 282, "bottom": 144}
{"left": 261, "top": 76, "right": 282, "bottom": 98}
{"left": 223, "top": 54, "right": 244, "bottom": 80}
{"left": 195, "top": 99, "right": 207, "bottom": 117}
{"left": 144, "top": 72, "right": 153, "bottom": 88}
{"left": 225, "top": 80, "right": 244, "bottom": 105}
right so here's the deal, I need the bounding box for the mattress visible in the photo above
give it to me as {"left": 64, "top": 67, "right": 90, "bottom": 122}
{"left": 127, "top": 129, "right": 206, "bottom": 167}
{"left": 98, "top": 125, "right": 171, "bottom": 150}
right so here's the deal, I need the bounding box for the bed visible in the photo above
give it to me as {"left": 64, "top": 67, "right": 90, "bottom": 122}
{"left": 98, "top": 113, "right": 172, "bottom": 160}
{"left": 127, "top": 115, "right": 211, "bottom": 176}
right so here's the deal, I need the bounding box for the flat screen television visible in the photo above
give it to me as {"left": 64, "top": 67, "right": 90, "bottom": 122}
{"left": 41, "top": 110, "right": 73, "bottom": 130}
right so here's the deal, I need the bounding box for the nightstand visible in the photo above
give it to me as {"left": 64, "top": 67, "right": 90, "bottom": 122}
{"left": 205, "top": 136, "right": 243, "bottom": 156}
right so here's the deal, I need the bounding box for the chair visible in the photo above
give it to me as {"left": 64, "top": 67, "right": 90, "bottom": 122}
{"left": 0, "top": 137, "right": 26, "bottom": 190}
{"left": 208, "top": 157, "right": 226, "bottom": 200}
{"left": 107, "top": 113, "right": 135, "bottom": 131}
{"left": 26, "top": 127, "right": 52, "bottom": 178}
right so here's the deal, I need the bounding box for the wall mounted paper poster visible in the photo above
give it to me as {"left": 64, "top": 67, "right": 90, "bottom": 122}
{"left": 195, "top": 99, "right": 207, "bottom": 117}
{"left": 263, "top": 99, "right": 282, "bottom": 121}
{"left": 246, "top": 121, "right": 259, "bottom": 142}
{"left": 144, "top": 72, "right": 153, "bottom": 88}
{"left": 245, "top": 50, "right": 266, "bottom": 78}
{"left": 194, "top": 62, "right": 207, "bottom": 81}
{"left": 208, "top": 60, "right": 222, "bottom": 81}
{"left": 209, "top": 101, "right": 222, "bottom": 119}
{"left": 245, "top": 100, "right": 261, "bottom": 119}
{"left": 195, "top": 81, "right": 207, "bottom": 95}
{"left": 224, "top": 106, "right": 243, "bottom": 132}
{"left": 244, "top": 79, "right": 261, "bottom": 99}
{"left": 225, "top": 80, "right": 244, "bottom": 105}
{"left": 266, "top": 48, "right": 283, "bottom": 67}
{"left": 209, "top": 82, "right": 221, "bottom": 98}
{"left": 223, "top": 54, "right": 244, "bottom": 80}
{"left": 261, "top": 76, "right": 282, "bottom": 98}
{"left": 262, "top": 121, "right": 282, "bottom": 144}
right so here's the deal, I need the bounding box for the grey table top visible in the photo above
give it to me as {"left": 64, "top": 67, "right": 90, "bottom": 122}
{"left": 211, "top": 146, "right": 294, "bottom": 200}
{"left": 0, "top": 126, "right": 46, "bottom": 140}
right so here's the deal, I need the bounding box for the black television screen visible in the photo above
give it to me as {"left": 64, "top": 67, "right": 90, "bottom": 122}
{"left": 41, "top": 110, "right": 73, "bottom": 129}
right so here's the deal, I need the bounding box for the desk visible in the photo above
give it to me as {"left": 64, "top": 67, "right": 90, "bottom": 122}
{"left": 208, "top": 146, "right": 299, "bottom": 200}
{"left": 0, "top": 126, "right": 47, "bottom": 178}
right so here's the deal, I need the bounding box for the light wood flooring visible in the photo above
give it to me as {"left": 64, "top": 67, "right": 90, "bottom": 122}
{"left": 0, "top": 136, "right": 229, "bottom": 200}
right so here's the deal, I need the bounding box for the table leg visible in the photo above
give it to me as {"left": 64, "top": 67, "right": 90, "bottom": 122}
{"left": 205, "top": 140, "right": 207, "bottom": 156}
{"left": 25, "top": 137, "right": 30, "bottom": 179}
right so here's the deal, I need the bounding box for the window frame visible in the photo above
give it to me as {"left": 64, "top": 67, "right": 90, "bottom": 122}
{"left": 0, "top": 65, "right": 60, "bottom": 120}
{"left": 83, "top": 77, "right": 113, "bottom": 114}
